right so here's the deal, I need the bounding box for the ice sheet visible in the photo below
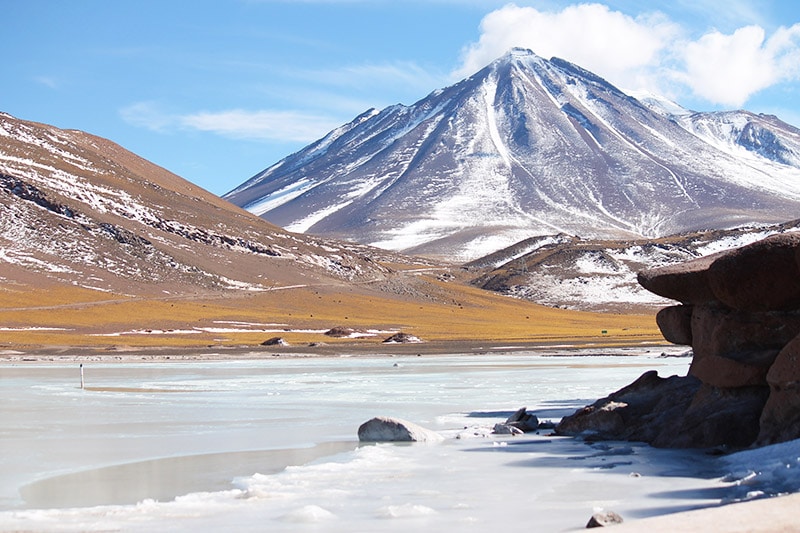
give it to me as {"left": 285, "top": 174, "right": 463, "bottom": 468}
{"left": 0, "top": 351, "right": 794, "bottom": 531}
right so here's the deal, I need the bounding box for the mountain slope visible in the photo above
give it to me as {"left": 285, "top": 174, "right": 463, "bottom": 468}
{"left": 226, "top": 48, "right": 800, "bottom": 261}
{"left": 0, "top": 111, "right": 410, "bottom": 296}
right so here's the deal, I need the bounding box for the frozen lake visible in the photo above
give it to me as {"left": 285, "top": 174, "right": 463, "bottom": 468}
{"left": 0, "top": 348, "right": 776, "bottom": 531}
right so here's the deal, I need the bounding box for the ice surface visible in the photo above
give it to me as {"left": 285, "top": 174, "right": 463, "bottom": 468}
{"left": 1, "top": 351, "right": 794, "bottom": 531}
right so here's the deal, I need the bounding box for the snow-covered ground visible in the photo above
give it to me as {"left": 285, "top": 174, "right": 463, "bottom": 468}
{"left": 1, "top": 350, "right": 796, "bottom": 532}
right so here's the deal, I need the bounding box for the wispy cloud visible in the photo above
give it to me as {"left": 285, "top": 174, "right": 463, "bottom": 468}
{"left": 119, "top": 101, "right": 175, "bottom": 132}
{"left": 33, "top": 76, "right": 59, "bottom": 89}
{"left": 120, "top": 57, "right": 447, "bottom": 143}
{"left": 318, "top": 61, "right": 446, "bottom": 90}
{"left": 179, "top": 109, "right": 343, "bottom": 142}
{"left": 456, "top": 2, "right": 800, "bottom": 108}
{"left": 120, "top": 101, "right": 343, "bottom": 143}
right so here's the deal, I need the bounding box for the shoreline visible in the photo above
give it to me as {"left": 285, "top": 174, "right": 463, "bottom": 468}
{"left": 0, "top": 339, "right": 680, "bottom": 363}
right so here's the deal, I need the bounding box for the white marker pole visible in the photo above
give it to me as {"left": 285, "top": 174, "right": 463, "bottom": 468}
{"left": 80, "top": 364, "right": 84, "bottom": 389}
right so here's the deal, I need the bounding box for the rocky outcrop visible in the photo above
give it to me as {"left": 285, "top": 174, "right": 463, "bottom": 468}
{"left": 558, "top": 232, "right": 800, "bottom": 448}
{"left": 261, "top": 337, "right": 288, "bottom": 346}
{"left": 357, "top": 417, "right": 444, "bottom": 443}
{"left": 586, "top": 510, "right": 624, "bottom": 528}
{"left": 383, "top": 332, "right": 422, "bottom": 344}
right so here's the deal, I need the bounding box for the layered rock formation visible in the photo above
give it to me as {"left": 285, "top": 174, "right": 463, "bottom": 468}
{"left": 557, "top": 232, "right": 800, "bottom": 448}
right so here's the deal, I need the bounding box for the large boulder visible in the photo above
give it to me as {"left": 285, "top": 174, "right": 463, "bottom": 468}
{"left": 662, "top": 384, "right": 769, "bottom": 449}
{"left": 357, "top": 417, "right": 444, "bottom": 443}
{"left": 689, "top": 303, "right": 800, "bottom": 360}
{"left": 706, "top": 233, "right": 800, "bottom": 312}
{"left": 758, "top": 334, "right": 800, "bottom": 445}
{"left": 556, "top": 371, "right": 702, "bottom": 446}
{"left": 636, "top": 252, "right": 721, "bottom": 304}
{"left": 688, "top": 353, "right": 773, "bottom": 389}
{"left": 566, "top": 231, "right": 800, "bottom": 449}
{"left": 383, "top": 332, "right": 422, "bottom": 344}
{"left": 656, "top": 305, "right": 693, "bottom": 345}
{"left": 504, "top": 406, "right": 540, "bottom": 432}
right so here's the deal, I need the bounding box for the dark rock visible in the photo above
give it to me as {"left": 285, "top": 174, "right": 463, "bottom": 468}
{"left": 586, "top": 510, "right": 624, "bottom": 528}
{"left": 383, "top": 332, "right": 422, "bottom": 344}
{"left": 664, "top": 384, "right": 769, "bottom": 449}
{"left": 766, "top": 333, "right": 800, "bottom": 386}
{"left": 505, "top": 407, "right": 540, "bottom": 432}
{"left": 690, "top": 302, "right": 800, "bottom": 360}
{"left": 357, "top": 417, "right": 444, "bottom": 443}
{"left": 492, "top": 423, "right": 524, "bottom": 435}
{"left": 758, "top": 334, "right": 800, "bottom": 445}
{"left": 636, "top": 252, "right": 721, "bottom": 304}
{"left": 578, "top": 233, "right": 800, "bottom": 449}
{"left": 324, "top": 326, "right": 360, "bottom": 338}
{"left": 261, "top": 337, "right": 288, "bottom": 346}
{"left": 707, "top": 232, "right": 800, "bottom": 312}
{"left": 656, "top": 305, "right": 693, "bottom": 345}
{"left": 556, "top": 371, "right": 702, "bottom": 446}
{"left": 688, "top": 352, "right": 773, "bottom": 388}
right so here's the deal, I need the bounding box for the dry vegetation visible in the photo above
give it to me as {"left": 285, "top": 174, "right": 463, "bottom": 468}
{"left": 0, "top": 273, "right": 662, "bottom": 354}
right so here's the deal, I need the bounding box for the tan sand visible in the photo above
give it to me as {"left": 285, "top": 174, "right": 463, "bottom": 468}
{"left": 608, "top": 492, "right": 800, "bottom": 532}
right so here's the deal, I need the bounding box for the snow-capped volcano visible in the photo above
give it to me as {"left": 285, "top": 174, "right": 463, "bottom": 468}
{"left": 225, "top": 48, "right": 800, "bottom": 261}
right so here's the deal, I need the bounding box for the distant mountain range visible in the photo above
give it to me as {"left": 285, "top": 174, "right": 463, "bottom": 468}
{"left": 225, "top": 48, "right": 800, "bottom": 262}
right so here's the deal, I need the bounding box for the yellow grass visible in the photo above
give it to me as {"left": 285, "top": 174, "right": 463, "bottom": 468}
{"left": 0, "top": 279, "right": 662, "bottom": 351}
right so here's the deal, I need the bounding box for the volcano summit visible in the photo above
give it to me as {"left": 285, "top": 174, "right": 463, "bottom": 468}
{"left": 226, "top": 49, "right": 800, "bottom": 261}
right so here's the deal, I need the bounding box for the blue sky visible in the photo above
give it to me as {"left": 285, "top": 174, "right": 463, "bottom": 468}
{"left": 5, "top": 0, "right": 800, "bottom": 195}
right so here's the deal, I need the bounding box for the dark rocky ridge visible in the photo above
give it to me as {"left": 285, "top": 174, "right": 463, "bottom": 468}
{"left": 556, "top": 232, "right": 800, "bottom": 448}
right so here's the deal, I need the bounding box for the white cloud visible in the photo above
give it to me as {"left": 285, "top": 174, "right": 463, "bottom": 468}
{"left": 680, "top": 24, "right": 800, "bottom": 106}
{"left": 120, "top": 102, "right": 342, "bottom": 143}
{"left": 457, "top": 3, "right": 800, "bottom": 108}
{"left": 119, "top": 101, "right": 174, "bottom": 132}
{"left": 33, "top": 76, "right": 59, "bottom": 89}
{"left": 180, "top": 109, "right": 342, "bottom": 142}
{"left": 455, "top": 3, "right": 679, "bottom": 92}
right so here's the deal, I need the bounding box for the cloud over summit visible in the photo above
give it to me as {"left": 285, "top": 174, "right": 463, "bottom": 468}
{"left": 456, "top": 2, "right": 800, "bottom": 108}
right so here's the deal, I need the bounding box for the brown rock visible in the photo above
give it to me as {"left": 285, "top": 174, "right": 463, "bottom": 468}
{"left": 656, "top": 305, "right": 693, "bottom": 345}
{"left": 557, "top": 370, "right": 769, "bottom": 448}
{"left": 757, "top": 387, "right": 800, "bottom": 445}
{"left": 766, "top": 333, "right": 800, "bottom": 387}
{"left": 660, "top": 384, "right": 769, "bottom": 449}
{"left": 383, "top": 332, "right": 422, "bottom": 344}
{"left": 261, "top": 336, "right": 288, "bottom": 346}
{"left": 555, "top": 371, "right": 702, "bottom": 446}
{"left": 324, "top": 326, "right": 363, "bottom": 337}
{"left": 587, "top": 510, "right": 624, "bottom": 528}
{"left": 690, "top": 302, "right": 800, "bottom": 360}
{"left": 688, "top": 353, "right": 772, "bottom": 388}
{"left": 636, "top": 252, "right": 722, "bottom": 304}
{"left": 758, "top": 334, "right": 800, "bottom": 445}
{"left": 707, "top": 232, "right": 800, "bottom": 312}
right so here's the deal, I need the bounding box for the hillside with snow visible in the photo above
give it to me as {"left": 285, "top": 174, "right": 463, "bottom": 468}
{"left": 469, "top": 220, "right": 800, "bottom": 313}
{"left": 226, "top": 48, "right": 800, "bottom": 262}
{"left": 0, "top": 112, "right": 418, "bottom": 297}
